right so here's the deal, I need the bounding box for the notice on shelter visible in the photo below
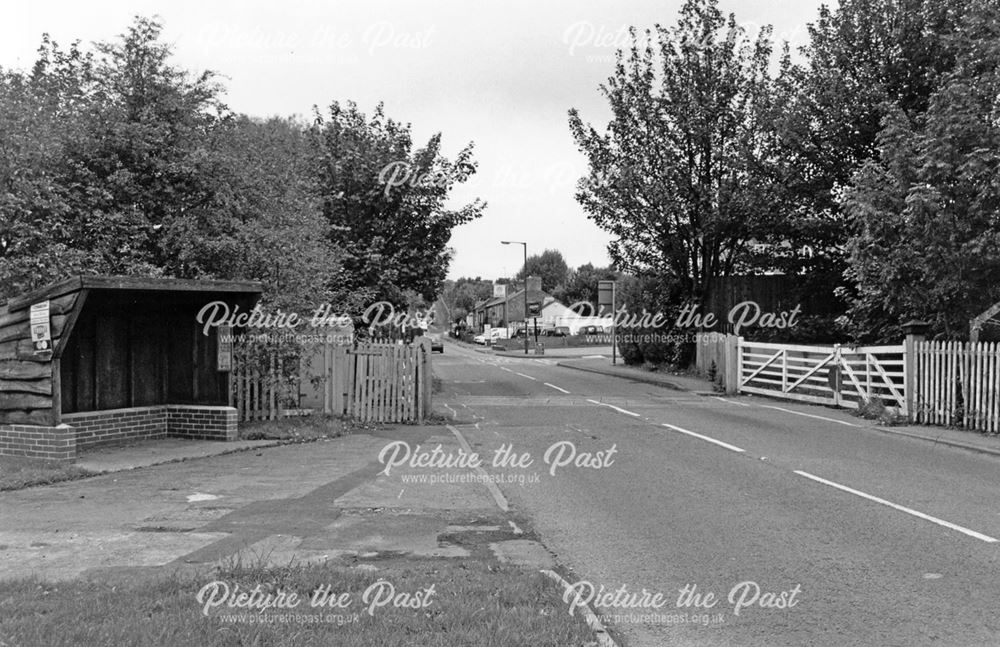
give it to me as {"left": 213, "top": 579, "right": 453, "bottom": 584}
{"left": 30, "top": 301, "right": 52, "bottom": 354}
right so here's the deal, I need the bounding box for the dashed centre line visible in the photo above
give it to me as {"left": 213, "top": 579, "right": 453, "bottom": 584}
{"left": 660, "top": 423, "right": 746, "bottom": 453}
{"left": 586, "top": 399, "right": 641, "bottom": 417}
{"left": 514, "top": 372, "right": 537, "bottom": 381}
{"left": 544, "top": 383, "right": 571, "bottom": 394}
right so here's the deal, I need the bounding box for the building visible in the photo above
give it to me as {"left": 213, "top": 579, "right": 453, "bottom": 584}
{"left": 473, "top": 277, "right": 575, "bottom": 333}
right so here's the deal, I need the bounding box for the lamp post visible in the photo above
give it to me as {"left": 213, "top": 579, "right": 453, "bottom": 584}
{"left": 501, "top": 240, "right": 529, "bottom": 355}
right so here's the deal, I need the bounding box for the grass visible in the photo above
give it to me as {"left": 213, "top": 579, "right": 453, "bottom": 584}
{"left": 238, "top": 413, "right": 370, "bottom": 442}
{"left": 0, "top": 558, "right": 595, "bottom": 647}
{"left": 0, "top": 456, "right": 93, "bottom": 492}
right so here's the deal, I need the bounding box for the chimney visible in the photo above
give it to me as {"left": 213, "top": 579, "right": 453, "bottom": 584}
{"left": 526, "top": 276, "right": 542, "bottom": 293}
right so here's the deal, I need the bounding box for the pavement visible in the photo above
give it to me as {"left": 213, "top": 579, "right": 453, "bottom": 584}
{"left": 0, "top": 425, "right": 551, "bottom": 584}
{"left": 75, "top": 438, "right": 283, "bottom": 473}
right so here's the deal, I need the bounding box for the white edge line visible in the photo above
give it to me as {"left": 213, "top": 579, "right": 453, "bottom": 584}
{"left": 540, "top": 570, "right": 618, "bottom": 647}
{"left": 794, "top": 470, "right": 998, "bottom": 543}
{"left": 762, "top": 405, "right": 858, "bottom": 427}
{"left": 713, "top": 396, "right": 751, "bottom": 407}
{"left": 544, "top": 383, "right": 571, "bottom": 394}
{"left": 661, "top": 423, "right": 745, "bottom": 453}
{"left": 446, "top": 425, "right": 509, "bottom": 512}
{"left": 514, "top": 372, "right": 538, "bottom": 381}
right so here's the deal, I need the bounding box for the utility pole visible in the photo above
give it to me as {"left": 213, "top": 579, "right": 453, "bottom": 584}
{"left": 501, "top": 240, "right": 529, "bottom": 354}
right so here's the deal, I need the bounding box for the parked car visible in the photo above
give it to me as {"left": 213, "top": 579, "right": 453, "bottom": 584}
{"left": 580, "top": 325, "right": 600, "bottom": 335}
{"left": 545, "top": 326, "right": 570, "bottom": 337}
{"left": 473, "top": 328, "right": 507, "bottom": 345}
{"left": 431, "top": 338, "right": 444, "bottom": 353}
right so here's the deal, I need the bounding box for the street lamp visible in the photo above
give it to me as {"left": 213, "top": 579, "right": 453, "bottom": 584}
{"left": 501, "top": 241, "right": 529, "bottom": 355}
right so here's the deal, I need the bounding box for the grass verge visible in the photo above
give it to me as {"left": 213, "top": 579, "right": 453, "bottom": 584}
{"left": 0, "top": 558, "right": 594, "bottom": 647}
{"left": 238, "top": 414, "right": 374, "bottom": 442}
{"left": 0, "top": 456, "right": 92, "bottom": 492}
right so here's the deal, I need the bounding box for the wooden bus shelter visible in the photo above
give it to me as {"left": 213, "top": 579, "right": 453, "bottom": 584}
{"left": 0, "top": 275, "right": 262, "bottom": 461}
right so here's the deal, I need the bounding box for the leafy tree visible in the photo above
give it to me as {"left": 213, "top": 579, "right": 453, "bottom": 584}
{"left": 568, "top": 0, "right": 779, "bottom": 301}
{"left": 769, "top": 0, "right": 969, "bottom": 277}
{"left": 441, "top": 276, "right": 493, "bottom": 322}
{"left": 309, "top": 102, "right": 484, "bottom": 307}
{"left": 840, "top": 1, "right": 1000, "bottom": 341}
{"left": 515, "top": 249, "right": 569, "bottom": 293}
{"left": 559, "top": 263, "right": 620, "bottom": 309}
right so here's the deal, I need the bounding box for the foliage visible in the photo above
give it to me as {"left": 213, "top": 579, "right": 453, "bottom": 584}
{"left": 440, "top": 276, "right": 494, "bottom": 323}
{"left": 309, "top": 101, "right": 485, "bottom": 307}
{"left": 569, "top": 0, "right": 780, "bottom": 300}
{"left": 840, "top": 3, "right": 1000, "bottom": 341}
{"left": 558, "top": 263, "right": 620, "bottom": 310}
{"left": 514, "top": 249, "right": 569, "bottom": 293}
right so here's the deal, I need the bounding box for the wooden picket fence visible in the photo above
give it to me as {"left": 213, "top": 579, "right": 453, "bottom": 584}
{"left": 913, "top": 340, "right": 1000, "bottom": 432}
{"left": 316, "top": 342, "right": 430, "bottom": 423}
{"left": 230, "top": 351, "right": 300, "bottom": 422}
{"left": 231, "top": 341, "right": 431, "bottom": 423}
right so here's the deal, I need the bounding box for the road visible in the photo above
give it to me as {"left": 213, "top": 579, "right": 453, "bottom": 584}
{"left": 434, "top": 340, "right": 1000, "bottom": 647}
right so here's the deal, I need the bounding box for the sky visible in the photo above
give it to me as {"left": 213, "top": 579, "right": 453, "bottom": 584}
{"left": 4, "top": 0, "right": 823, "bottom": 281}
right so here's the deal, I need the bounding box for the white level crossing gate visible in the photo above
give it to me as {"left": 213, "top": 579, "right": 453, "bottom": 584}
{"left": 738, "top": 341, "right": 907, "bottom": 413}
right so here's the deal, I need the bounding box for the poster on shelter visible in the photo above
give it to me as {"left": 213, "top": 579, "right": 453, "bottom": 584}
{"left": 29, "top": 301, "right": 52, "bottom": 353}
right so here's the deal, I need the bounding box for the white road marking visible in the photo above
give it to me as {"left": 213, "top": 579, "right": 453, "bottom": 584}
{"left": 794, "top": 470, "right": 998, "bottom": 543}
{"left": 442, "top": 403, "right": 458, "bottom": 420}
{"left": 540, "top": 570, "right": 617, "bottom": 647}
{"left": 447, "top": 425, "right": 509, "bottom": 512}
{"left": 586, "top": 399, "right": 640, "bottom": 417}
{"left": 499, "top": 366, "right": 513, "bottom": 372}
{"left": 713, "top": 397, "right": 751, "bottom": 407}
{"left": 544, "top": 383, "right": 571, "bottom": 394}
{"left": 514, "top": 372, "right": 537, "bottom": 381}
{"left": 660, "top": 423, "right": 746, "bottom": 453}
{"left": 762, "top": 405, "right": 859, "bottom": 427}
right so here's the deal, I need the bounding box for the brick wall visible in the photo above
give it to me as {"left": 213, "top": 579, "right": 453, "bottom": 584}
{"left": 0, "top": 424, "right": 76, "bottom": 462}
{"left": 166, "top": 405, "right": 238, "bottom": 441}
{"left": 63, "top": 406, "right": 168, "bottom": 450}
{"left": 0, "top": 404, "right": 240, "bottom": 461}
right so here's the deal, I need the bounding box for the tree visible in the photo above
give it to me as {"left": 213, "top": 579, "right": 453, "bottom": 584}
{"left": 309, "top": 102, "right": 485, "bottom": 307}
{"left": 0, "top": 18, "right": 233, "bottom": 299}
{"left": 568, "top": 0, "right": 779, "bottom": 302}
{"left": 768, "top": 0, "right": 970, "bottom": 278}
{"left": 440, "top": 276, "right": 493, "bottom": 323}
{"left": 515, "top": 249, "right": 569, "bottom": 293}
{"left": 840, "top": 1, "right": 1000, "bottom": 341}
{"left": 560, "top": 263, "right": 619, "bottom": 309}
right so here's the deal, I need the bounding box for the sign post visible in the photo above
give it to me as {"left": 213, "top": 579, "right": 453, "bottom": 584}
{"left": 598, "top": 281, "right": 617, "bottom": 365}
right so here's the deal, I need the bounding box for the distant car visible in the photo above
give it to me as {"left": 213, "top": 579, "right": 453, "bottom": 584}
{"left": 545, "top": 326, "right": 570, "bottom": 337}
{"left": 473, "top": 333, "right": 487, "bottom": 345}
{"left": 431, "top": 339, "right": 444, "bottom": 353}
{"left": 581, "top": 325, "right": 600, "bottom": 335}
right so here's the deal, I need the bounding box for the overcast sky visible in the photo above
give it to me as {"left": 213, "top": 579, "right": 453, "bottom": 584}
{"left": 4, "top": 0, "right": 823, "bottom": 281}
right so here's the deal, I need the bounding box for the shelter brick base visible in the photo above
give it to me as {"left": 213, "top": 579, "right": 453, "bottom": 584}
{"left": 0, "top": 405, "right": 238, "bottom": 462}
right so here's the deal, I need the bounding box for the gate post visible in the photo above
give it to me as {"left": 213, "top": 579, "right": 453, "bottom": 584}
{"left": 902, "top": 320, "right": 931, "bottom": 419}
{"left": 724, "top": 334, "right": 740, "bottom": 394}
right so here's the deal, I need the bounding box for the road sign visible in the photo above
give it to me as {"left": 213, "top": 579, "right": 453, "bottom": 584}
{"left": 598, "top": 280, "right": 615, "bottom": 314}
{"left": 528, "top": 301, "right": 542, "bottom": 317}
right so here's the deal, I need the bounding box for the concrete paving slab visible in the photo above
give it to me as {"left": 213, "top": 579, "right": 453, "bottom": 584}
{"left": 76, "top": 438, "right": 282, "bottom": 473}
